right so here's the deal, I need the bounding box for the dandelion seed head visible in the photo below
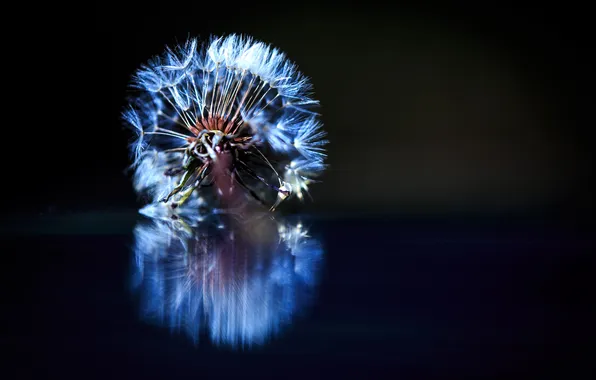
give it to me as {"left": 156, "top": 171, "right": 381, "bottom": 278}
{"left": 124, "top": 34, "right": 328, "bottom": 211}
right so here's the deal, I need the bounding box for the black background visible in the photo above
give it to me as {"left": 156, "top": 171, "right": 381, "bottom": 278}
{"left": 8, "top": 2, "right": 594, "bottom": 218}
{"left": 3, "top": 2, "right": 594, "bottom": 378}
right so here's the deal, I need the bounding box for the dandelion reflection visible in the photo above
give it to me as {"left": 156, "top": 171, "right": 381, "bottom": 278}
{"left": 131, "top": 207, "right": 324, "bottom": 347}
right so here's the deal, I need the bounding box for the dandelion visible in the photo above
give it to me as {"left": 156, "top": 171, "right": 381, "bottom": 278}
{"left": 124, "top": 34, "right": 328, "bottom": 212}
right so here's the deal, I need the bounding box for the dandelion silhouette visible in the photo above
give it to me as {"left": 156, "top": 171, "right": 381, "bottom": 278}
{"left": 124, "top": 35, "right": 328, "bottom": 214}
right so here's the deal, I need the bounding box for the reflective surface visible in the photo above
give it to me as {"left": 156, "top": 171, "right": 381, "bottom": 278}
{"left": 131, "top": 214, "right": 324, "bottom": 347}
{"left": 7, "top": 213, "right": 592, "bottom": 377}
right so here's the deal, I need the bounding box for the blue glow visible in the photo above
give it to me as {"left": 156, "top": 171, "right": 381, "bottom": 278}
{"left": 123, "top": 35, "right": 328, "bottom": 209}
{"left": 131, "top": 214, "right": 324, "bottom": 348}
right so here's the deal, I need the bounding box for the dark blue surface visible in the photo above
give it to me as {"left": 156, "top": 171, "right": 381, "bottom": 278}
{"left": 4, "top": 213, "right": 592, "bottom": 378}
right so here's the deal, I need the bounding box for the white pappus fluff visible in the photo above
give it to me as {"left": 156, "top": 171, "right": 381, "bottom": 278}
{"left": 123, "top": 34, "right": 328, "bottom": 214}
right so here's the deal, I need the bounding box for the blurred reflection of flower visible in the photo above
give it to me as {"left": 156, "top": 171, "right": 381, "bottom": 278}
{"left": 131, "top": 204, "right": 324, "bottom": 348}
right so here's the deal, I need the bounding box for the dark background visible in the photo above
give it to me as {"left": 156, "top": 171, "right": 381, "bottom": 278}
{"left": 3, "top": 2, "right": 594, "bottom": 378}
{"left": 9, "top": 2, "right": 594, "bottom": 219}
